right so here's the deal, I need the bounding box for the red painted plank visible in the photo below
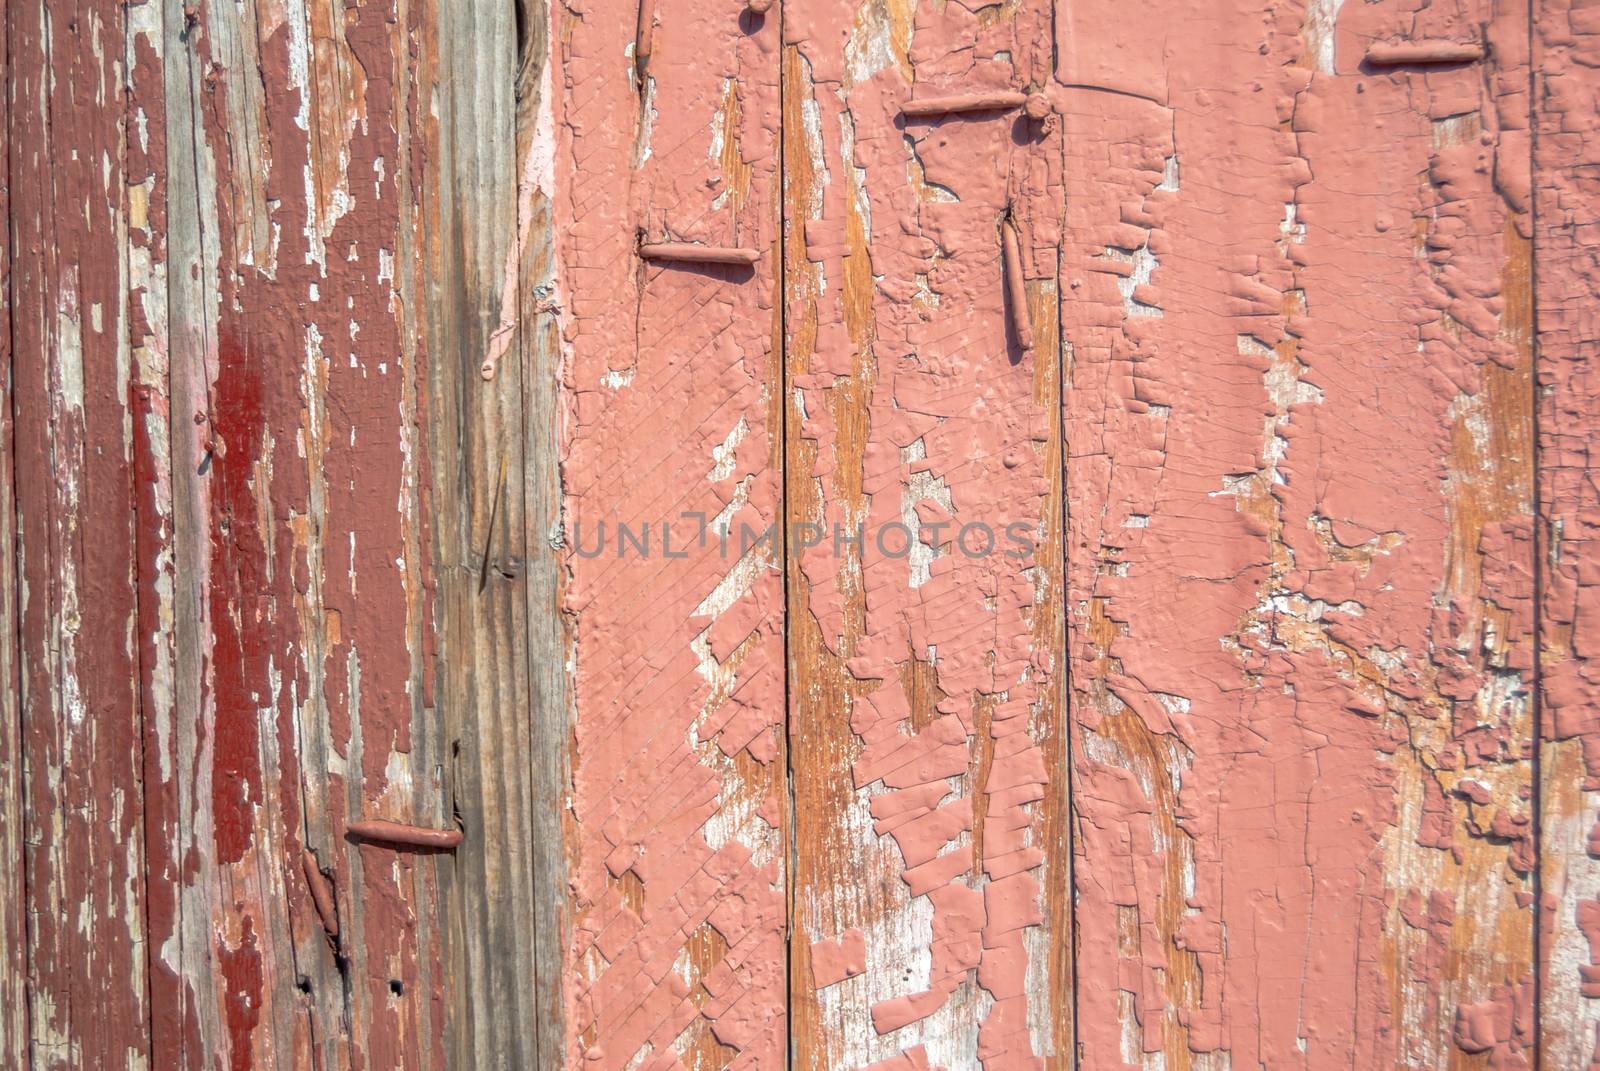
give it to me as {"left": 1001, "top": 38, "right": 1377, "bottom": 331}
{"left": 10, "top": 2, "right": 152, "bottom": 1065}
{"left": 187, "top": 3, "right": 445, "bottom": 1065}
{"left": 0, "top": 3, "right": 28, "bottom": 1064}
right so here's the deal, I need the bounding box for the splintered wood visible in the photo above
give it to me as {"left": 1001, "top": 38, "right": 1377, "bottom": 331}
{"left": 5, "top": 0, "right": 1599, "bottom": 1068}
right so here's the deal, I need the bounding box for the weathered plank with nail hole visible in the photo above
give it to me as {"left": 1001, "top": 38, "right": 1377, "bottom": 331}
{"left": 426, "top": 0, "right": 571, "bottom": 1067}
{"left": 11, "top": 0, "right": 468, "bottom": 1065}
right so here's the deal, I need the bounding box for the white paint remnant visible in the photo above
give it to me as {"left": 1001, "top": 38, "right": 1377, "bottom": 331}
{"left": 709, "top": 417, "right": 749, "bottom": 482}
{"left": 1304, "top": 0, "right": 1346, "bottom": 74}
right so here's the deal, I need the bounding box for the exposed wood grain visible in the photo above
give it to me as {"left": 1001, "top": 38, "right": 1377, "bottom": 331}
{"left": 425, "top": 0, "right": 568, "bottom": 1065}
{"left": 1534, "top": 0, "right": 1600, "bottom": 1064}
{"left": 109, "top": 1, "right": 453, "bottom": 1065}
{"left": 10, "top": 2, "right": 539, "bottom": 1065}
{"left": 556, "top": 0, "right": 789, "bottom": 1064}
{"left": 1059, "top": 1, "right": 1536, "bottom": 1066}
{"left": 514, "top": 1, "right": 575, "bottom": 1062}
{"left": 127, "top": 2, "right": 207, "bottom": 1064}
{"left": 783, "top": 1, "right": 1072, "bottom": 1067}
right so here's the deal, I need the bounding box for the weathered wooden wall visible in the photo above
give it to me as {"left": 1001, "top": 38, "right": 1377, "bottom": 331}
{"left": 8, "top": 0, "right": 478, "bottom": 1065}
{"left": 5, "top": 0, "right": 1600, "bottom": 1069}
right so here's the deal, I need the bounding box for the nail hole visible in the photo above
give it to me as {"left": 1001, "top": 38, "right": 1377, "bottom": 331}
{"left": 389, "top": 979, "right": 405, "bottom": 996}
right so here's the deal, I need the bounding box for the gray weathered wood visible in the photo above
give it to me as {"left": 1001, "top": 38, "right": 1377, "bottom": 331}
{"left": 429, "top": 0, "right": 566, "bottom": 1066}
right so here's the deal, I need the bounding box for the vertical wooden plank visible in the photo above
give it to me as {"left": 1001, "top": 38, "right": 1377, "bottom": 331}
{"left": 783, "top": 2, "right": 1072, "bottom": 1067}
{"left": 555, "top": 0, "right": 789, "bottom": 1064}
{"left": 9, "top": 2, "right": 153, "bottom": 1065}
{"left": 148, "top": 2, "right": 449, "bottom": 1065}
{"left": 424, "top": 0, "right": 563, "bottom": 1066}
{"left": 0, "top": 3, "right": 29, "bottom": 1064}
{"left": 1060, "top": 0, "right": 1537, "bottom": 1067}
{"left": 126, "top": 1, "right": 205, "bottom": 1064}
{"left": 1534, "top": 0, "right": 1600, "bottom": 1063}
{"left": 514, "top": 2, "right": 576, "bottom": 1061}
{"left": 6, "top": 2, "right": 536, "bottom": 1064}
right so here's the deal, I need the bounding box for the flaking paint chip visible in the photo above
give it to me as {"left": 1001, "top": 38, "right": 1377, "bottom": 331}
{"left": 810, "top": 929, "right": 866, "bottom": 989}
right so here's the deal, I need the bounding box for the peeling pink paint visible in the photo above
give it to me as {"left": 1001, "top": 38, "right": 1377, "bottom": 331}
{"left": 1061, "top": 0, "right": 1536, "bottom": 1066}
{"left": 7, "top": 0, "right": 1600, "bottom": 1067}
{"left": 1536, "top": 0, "right": 1600, "bottom": 1063}
{"left": 556, "top": 0, "right": 787, "bottom": 1066}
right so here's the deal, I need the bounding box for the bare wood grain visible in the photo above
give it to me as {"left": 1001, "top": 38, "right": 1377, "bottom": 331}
{"left": 424, "top": 0, "right": 560, "bottom": 1066}
{"left": 514, "top": 2, "right": 575, "bottom": 1064}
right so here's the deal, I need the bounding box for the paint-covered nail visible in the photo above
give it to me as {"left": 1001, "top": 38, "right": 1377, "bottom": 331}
{"left": 301, "top": 849, "right": 339, "bottom": 938}
{"left": 901, "top": 91, "right": 1028, "bottom": 118}
{"left": 1001, "top": 217, "right": 1034, "bottom": 352}
{"left": 1364, "top": 41, "right": 1484, "bottom": 66}
{"left": 348, "top": 818, "right": 465, "bottom": 850}
{"left": 1023, "top": 92, "right": 1051, "bottom": 120}
{"left": 747, "top": 0, "right": 774, "bottom": 12}
{"left": 640, "top": 242, "right": 761, "bottom": 267}
{"left": 635, "top": 0, "right": 656, "bottom": 81}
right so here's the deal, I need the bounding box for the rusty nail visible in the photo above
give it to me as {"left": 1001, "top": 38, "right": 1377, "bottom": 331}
{"left": 301, "top": 849, "right": 339, "bottom": 939}
{"left": 901, "top": 90, "right": 1028, "bottom": 118}
{"left": 1001, "top": 215, "right": 1034, "bottom": 352}
{"left": 639, "top": 242, "right": 760, "bottom": 267}
{"left": 1363, "top": 41, "right": 1484, "bottom": 66}
{"left": 348, "top": 818, "right": 465, "bottom": 851}
{"left": 635, "top": 0, "right": 656, "bottom": 82}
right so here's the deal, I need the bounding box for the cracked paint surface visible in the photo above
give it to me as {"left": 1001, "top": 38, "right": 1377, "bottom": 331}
{"left": 1536, "top": 0, "right": 1600, "bottom": 1065}
{"left": 1060, "top": 0, "right": 1537, "bottom": 1066}
{"left": 783, "top": 1, "right": 1070, "bottom": 1068}
{"left": 556, "top": 0, "right": 788, "bottom": 1067}
{"left": 8, "top": 0, "right": 1600, "bottom": 1067}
